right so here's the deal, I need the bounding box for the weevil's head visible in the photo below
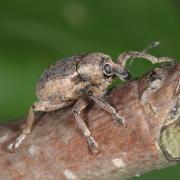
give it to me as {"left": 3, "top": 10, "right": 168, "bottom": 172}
{"left": 101, "top": 55, "right": 131, "bottom": 81}
{"left": 77, "top": 53, "right": 131, "bottom": 86}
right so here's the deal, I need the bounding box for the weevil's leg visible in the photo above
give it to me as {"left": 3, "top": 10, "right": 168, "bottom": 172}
{"left": 117, "top": 51, "right": 175, "bottom": 67}
{"left": 72, "top": 97, "right": 99, "bottom": 154}
{"left": 7, "top": 106, "right": 35, "bottom": 152}
{"left": 7, "top": 100, "right": 74, "bottom": 152}
{"left": 88, "top": 91, "right": 126, "bottom": 127}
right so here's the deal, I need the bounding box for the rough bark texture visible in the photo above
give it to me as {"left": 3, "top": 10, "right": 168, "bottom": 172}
{"left": 0, "top": 63, "right": 179, "bottom": 180}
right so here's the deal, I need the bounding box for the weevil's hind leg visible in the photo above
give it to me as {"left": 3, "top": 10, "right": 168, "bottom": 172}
{"left": 88, "top": 91, "right": 126, "bottom": 127}
{"left": 117, "top": 51, "right": 176, "bottom": 68}
{"left": 72, "top": 97, "right": 99, "bottom": 154}
{"left": 7, "top": 106, "right": 35, "bottom": 152}
{"left": 7, "top": 100, "right": 74, "bottom": 152}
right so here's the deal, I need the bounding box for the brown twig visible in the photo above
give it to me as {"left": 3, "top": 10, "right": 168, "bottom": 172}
{"left": 0, "top": 63, "right": 179, "bottom": 180}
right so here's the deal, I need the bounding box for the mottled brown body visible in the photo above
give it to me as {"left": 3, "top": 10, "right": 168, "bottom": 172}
{"left": 36, "top": 53, "right": 112, "bottom": 103}
{"left": 36, "top": 54, "right": 87, "bottom": 103}
{"left": 7, "top": 42, "right": 174, "bottom": 153}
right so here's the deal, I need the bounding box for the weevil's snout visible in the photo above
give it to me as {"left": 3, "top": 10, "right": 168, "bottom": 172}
{"left": 114, "top": 66, "right": 131, "bottom": 81}
{"left": 121, "top": 69, "right": 131, "bottom": 80}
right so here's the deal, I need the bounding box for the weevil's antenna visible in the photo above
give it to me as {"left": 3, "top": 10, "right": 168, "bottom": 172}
{"left": 128, "top": 41, "right": 160, "bottom": 67}
{"left": 143, "top": 41, "right": 160, "bottom": 52}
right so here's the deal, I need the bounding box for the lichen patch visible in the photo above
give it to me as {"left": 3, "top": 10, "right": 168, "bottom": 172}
{"left": 112, "top": 158, "right": 126, "bottom": 168}
{"left": 0, "top": 131, "right": 9, "bottom": 143}
{"left": 63, "top": 169, "right": 78, "bottom": 180}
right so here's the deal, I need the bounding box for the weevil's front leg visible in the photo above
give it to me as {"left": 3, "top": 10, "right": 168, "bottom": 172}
{"left": 7, "top": 100, "right": 74, "bottom": 152}
{"left": 117, "top": 51, "right": 175, "bottom": 67}
{"left": 72, "top": 97, "right": 99, "bottom": 154}
{"left": 87, "top": 90, "right": 126, "bottom": 127}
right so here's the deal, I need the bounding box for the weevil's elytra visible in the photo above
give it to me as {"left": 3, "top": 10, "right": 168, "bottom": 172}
{"left": 36, "top": 54, "right": 86, "bottom": 100}
{"left": 7, "top": 42, "right": 174, "bottom": 153}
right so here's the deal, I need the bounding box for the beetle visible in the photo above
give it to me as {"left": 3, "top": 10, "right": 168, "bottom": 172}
{"left": 7, "top": 42, "right": 173, "bottom": 153}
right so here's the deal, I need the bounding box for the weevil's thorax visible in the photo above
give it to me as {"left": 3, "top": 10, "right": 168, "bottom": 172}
{"left": 77, "top": 53, "right": 113, "bottom": 92}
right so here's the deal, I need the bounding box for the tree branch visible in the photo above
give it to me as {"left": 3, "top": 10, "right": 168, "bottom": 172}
{"left": 0, "top": 63, "right": 179, "bottom": 180}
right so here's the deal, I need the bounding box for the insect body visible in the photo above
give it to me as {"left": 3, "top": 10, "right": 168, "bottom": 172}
{"left": 7, "top": 42, "right": 173, "bottom": 153}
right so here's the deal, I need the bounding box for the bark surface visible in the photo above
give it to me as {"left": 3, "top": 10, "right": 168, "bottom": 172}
{"left": 0, "top": 63, "right": 179, "bottom": 180}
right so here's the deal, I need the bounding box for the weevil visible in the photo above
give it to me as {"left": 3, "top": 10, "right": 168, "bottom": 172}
{"left": 7, "top": 42, "right": 174, "bottom": 153}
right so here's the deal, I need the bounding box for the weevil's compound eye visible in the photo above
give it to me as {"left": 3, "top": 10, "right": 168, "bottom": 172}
{"left": 103, "top": 64, "right": 112, "bottom": 76}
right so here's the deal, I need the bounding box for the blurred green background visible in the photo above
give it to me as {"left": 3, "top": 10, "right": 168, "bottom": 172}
{"left": 0, "top": 0, "right": 179, "bottom": 179}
